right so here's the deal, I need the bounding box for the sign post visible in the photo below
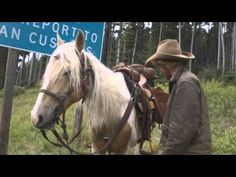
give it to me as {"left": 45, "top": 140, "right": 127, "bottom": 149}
{"left": 0, "top": 48, "right": 18, "bottom": 154}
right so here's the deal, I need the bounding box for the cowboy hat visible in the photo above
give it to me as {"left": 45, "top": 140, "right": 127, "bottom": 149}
{"left": 145, "top": 39, "right": 195, "bottom": 66}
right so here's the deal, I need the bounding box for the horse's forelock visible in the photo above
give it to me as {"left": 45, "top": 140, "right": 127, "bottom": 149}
{"left": 42, "top": 42, "right": 82, "bottom": 91}
{"left": 61, "top": 42, "right": 83, "bottom": 92}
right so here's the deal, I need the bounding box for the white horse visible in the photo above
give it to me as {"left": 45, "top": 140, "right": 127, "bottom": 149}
{"left": 31, "top": 30, "right": 140, "bottom": 154}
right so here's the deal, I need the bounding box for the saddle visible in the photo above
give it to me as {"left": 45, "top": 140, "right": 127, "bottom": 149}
{"left": 115, "top": 65, "right": 169, "bottom": 149}
{"left": 129, "top": 64, "right": 158, "bottom": 81}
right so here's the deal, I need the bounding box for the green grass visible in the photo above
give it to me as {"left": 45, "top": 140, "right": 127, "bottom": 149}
{"left": 203, "top": 80, "right": 236, "bottom": 154}
{"left": 0, "top": 86, "right": 91, "bottom": 154}
{"left": 0, "top": 80, "right": 236, "bottom": 154}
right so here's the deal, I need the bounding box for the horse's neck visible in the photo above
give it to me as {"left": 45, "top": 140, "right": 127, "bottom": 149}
{"left": 84, "top": 57, "right": 131, "bottom": 128}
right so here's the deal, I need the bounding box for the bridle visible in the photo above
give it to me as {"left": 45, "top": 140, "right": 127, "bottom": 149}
{"left": 38, "top": 49, "right": 91, "bottom": 155}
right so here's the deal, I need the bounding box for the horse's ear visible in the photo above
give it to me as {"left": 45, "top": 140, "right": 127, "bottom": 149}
{"left": 57, "top": 33, "right": 64, "bottom": 46}
{"left": 75, "top": 30, "right": 85, "bottom": 52}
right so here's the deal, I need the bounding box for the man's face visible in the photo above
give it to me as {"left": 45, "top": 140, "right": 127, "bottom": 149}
{"left": 157, "top": 63, "right": 172, "bottom": 80}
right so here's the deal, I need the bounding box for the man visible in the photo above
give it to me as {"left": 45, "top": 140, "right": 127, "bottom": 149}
{"left": 145, "top": 39, "right": 212, "bottom": 155}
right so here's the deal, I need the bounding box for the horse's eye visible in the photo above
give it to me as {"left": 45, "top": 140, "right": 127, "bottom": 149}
{"left": 63, "top": 71, "right": 70, "bottom": 77}
{"left": 54, "top": 55, "right": 60, "bottom": 60}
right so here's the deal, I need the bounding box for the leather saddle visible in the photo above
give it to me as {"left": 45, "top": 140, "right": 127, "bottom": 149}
{"left": 115, "top": 66, "right": 168, "bottom": 122}
{"left": 115, "top": 65, "right": 169, "bottom": 144}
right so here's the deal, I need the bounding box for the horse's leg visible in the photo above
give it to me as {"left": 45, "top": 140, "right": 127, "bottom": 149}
{"left": 124, "top": 145, "right": 135, "bottom": 154}
{"left": 110, "top": 123, "right": 132, "bottom": 154}
{"left": 125, "top": 113, "right": 140, "bottom": 155}
{"left": 91, "top": 143, "right": 99, "bottom": 154}
{"left": 134, "top": 144, "right": 141, "bottom": 155}
{"left": 124, "top": 130, "right": 140, "bottom": 155}
{"left": 90, "top": 129, "right": 107, "bottom": 154}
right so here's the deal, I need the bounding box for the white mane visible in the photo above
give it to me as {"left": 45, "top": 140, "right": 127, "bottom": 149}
{"left": 82, "top": 53, "right": 133, "bottom": 131}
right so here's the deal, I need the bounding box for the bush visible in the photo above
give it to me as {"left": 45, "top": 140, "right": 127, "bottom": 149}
{"left": 213, "top": 127, "right": 236, "bottom": 154}
{"left": 14, "top": 86, "right": 26, "bottom": 96}
{"left": 0, "top": 86, "right": 26, "bottom": 98}
{"left": 0, "top": 90, "right": 3, "bottom": 98}
{"left": 221, "top": 72, "right": 236, "bottom": 84}
{"left": 198, "top": 67, "right": 221, "bottom": 81}
{"left": 203, "top": 80, "right": 236, "bottom": 154}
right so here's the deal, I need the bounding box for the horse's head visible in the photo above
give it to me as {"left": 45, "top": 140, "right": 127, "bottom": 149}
{"left": 31, "top": 30, "right": 86, "bottom": 130}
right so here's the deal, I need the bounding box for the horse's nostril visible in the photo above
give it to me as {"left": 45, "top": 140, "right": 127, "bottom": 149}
{"left": 38, "top": 114, "right": 43, "bottom": 125}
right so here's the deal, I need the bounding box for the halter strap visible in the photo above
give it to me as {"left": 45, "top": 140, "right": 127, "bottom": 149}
{"left": 74, "top": 49, "right": 93, "bottom": 103}
{"left": 40, "top": 89, "right": 70, "bottom": 103}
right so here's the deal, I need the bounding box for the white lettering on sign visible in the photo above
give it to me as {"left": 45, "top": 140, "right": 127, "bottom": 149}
{"left": 0, "top": 25, "right": 21, "bottom": 40}
{"left": 29, "top": 32, "right": 57, "bottom": 47}
{"left": 0, "top": 25, "right": 8, "bottom": 37}
{"left": 29, "top": 32, "right": 37, "bottom": 44}
{"left": 42, "top": 22, "right": 50, "bottom": 29}
{"left": 20, "top": 23, "right": 101, "bottom": 45}
{"left": 62, "top": 25, "right": 69, "bottom": 36}
{"left": 91, "top": 33, "right": 97, "bottom": 43}
{"left": 86, "top": 46, "right": 92, "bottom": 53}
{"left": 72, "top": 27, "right": 77, "bottom": 38}
{"left": 32, "top": 22, "right": 40, "bottom": 28}
{"left": 39, "top": 35, "right": 47, "bottom": 46}
{"left": 11, "top": 28, "right": 21, "bottom": 40}
{"left": 52, "top": 23, "right": 60, "bottom": 33}
{"left": 21, "top": 22, "right": 30, "bottom": 25}
{"left": 50, "top": 37, "right": 57, "bottom": 48}
{"left": 84, "top": 30, "right": 90, "bottom": 40}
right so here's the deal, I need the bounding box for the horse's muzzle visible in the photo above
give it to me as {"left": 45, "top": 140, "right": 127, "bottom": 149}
{"left": 33, "top": 109, "right": 61, "bottom": 130}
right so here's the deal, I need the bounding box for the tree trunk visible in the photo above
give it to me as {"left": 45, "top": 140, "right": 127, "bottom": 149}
{"left": 38, "top": 55, "right": 43, "bottom": 81}
{"left": 178, "top": 22, "right": 181, "bottom": 47}
{"left": 159, "top": 22, "right": 163, "bottom": 43}
{"left": 20, "top": 54, "right": 26, "bottom": 86}
{"left": 46, "top": 56, "right": 50, "bottom": 67}
{"left": 147, "top": 26, "right": 153, "bottom": 57}
{"left": 116, "top": 22, "right": 122, "bottom": 64}
{"left": 131, "top": 23, "right": 138, "bottom": 64}
{"left": 234, "top": 23, "right": 236, "bottom": 75}
{"left": 231, "top": 23, "right": 234, "bottom": 72}
{"left": 16, "top": 63, "right": 22, "bottom": 86}
{"left": 108, "top": 22, "right": 114, "bottom": 67}
{"left": 25, "top": 56, "right": 29, "bottom": 87}
{"left": 232, "top": 22, "right": 236, "bottom": 75}
{"left": 221, "top": 23, "right": 226, "bottom": 77}
{"left": 189, "top": 22, "right": 195, "bottom": 71}
{"left": 101, "top": 22, "right": 110, "bottom": 65}
{"left": 123, "top": 39, "right": 126, "bottom": 58}
{"left": 33, "top": 53, "right": 38, "bottom": 83}
{"left": 28, "top": 53, "right": 35, "bottom": 87}
{"left": 217, "top": 22, "right": 221, "bottom": 69}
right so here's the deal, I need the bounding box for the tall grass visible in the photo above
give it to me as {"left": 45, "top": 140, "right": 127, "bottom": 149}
{"left": 203, "top": 80, "right": 236, "bottom": 154}
{"left": 0, "top": 80, "right": 236, "bottom": 154}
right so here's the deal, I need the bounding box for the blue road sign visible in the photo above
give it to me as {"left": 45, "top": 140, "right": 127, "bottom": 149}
{"left": 0, "top": 22, "right": 105, "bottom": 59}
